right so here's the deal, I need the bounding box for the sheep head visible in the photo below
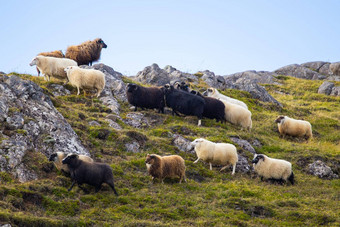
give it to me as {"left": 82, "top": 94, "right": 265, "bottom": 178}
{"left": 203, "top": 88, "right": 215, "bottom": 97}
{"left": 127, "top": 83, "right": 138, "bottom": 92}
{"left": 145, "top": 154, "right": 156, "bottom": 165}
{"left": 49, "top": 153, "right": 58, "bottom": 162}
{"left": 191, "top": 138, "right": 204, "bottom": 147}
{"left": 252, "top": 154, "right": 265, "bottom": 164}
{"left": 97, "top": 38, "right": 107, "bottom": 48}
{"left": 64, "top": 66, "right": 75, "bottom": 74}
{"left": 29, "top": 57, "right": 38, "bottom": 66}
{"left": 62, "top": 153, "right": 79, "bottom": 165}
{"left": 275, "top": 115, "right": 285, "bottom": 124}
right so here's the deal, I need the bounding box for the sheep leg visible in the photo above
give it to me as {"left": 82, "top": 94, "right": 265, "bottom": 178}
{"left": 197, "top": 119, "right": 202, "bottom": 127}
{"left": 232, "top": 164, "right": 236, "bottom": 175}
{"left": 209, "top": 163, "right": 212, "bottom": 170}
{"left": 78, "top": 184, "right": 89, "bottom": 193}
{"left": 220, "top": 165, "right": 228, "bottom": 172}
{"left": 77, "top": 87, "right": 80, "bottom": 96}
{"left": 193, "top": 158, "right": 200, "bottom": 164}
{"left": 36, "top": 67, "right": 40, "bottom": 77}
{"left": 107, "top": 181, "right": 118, "bottom": 196}
{"left": 63, "top": 78, "right": 69, "bottom": 85}
{"left": 68, "top": 181, "right": 77, "bottom": 191}
{"left": 134, "top": 106, "right": 138, "bottom": 111}
{"left": 94, "top": 185, "right": 102, "bottom": 193}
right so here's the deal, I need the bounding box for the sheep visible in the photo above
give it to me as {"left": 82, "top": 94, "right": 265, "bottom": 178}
{"left": 62, "top": 154, "right": 118, "bottom": 195}
{"left": 65, "top": 38, "right": 107, "bottom": 66}
{"left": 191, "top": 138, "right": 238, "bottom": 175}
{"left": 36, "top": 50, "right": 65, "bottom": 76}
{"left": 174, "top": 81, "right": 191, "bottom": 92}
{"left": 252, "top": 154, "right": 294, "bottom": 185}
{"left": 190, "top": 90, "right": 225, "bottom": 123}
{"left": 145, "top": 154, "right": 186, "bottom": 183}
{"left": 126, "top": 83, "right": 165, "bottom": 113}
{"left": 203, "top": 87, "right": 248, "bottom": 110}
{"left": 29, "top": 56, "right": 77, "bottom": 82}
{"left": 275, "top": 115, "right": 312, "bottom": 140}
{"left": 219, "top": 99, "right": 252, "bottom": 130}
{"left": 163, "top": 84, "right": 205, "bottom": 126}
{"left": 48, "top": 152, "right": 93, "bottom": 174}
{"left": 64, "top": 66, "right": 105, "bottom": 97}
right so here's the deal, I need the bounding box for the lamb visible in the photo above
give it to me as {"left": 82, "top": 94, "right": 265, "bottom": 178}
{"left": 252, "top": 154, "right": 294, "bottom": 185}
{"left": 203, "top": 87, "right": 248, "bottom": 110}
{"left": 65, "top": 38, "right": 107, "bottom": 66}
{"left": 36, "top": 50, "right": 65, "bottom": 76}
{"left": 29, "top": 56, "right": 77, "bottom": 82}
{"left": 219, "top": 99, "right": 252, "bottom": 130}
{"left": 191, "top": 138, "right": 238, "bottom": 175}
{"left": 48, "top": 152, "right": 93, "bottom": 173}
{"left": 163, "top": 84, "right": 205, "bottom": 126}
{"left": 64, "top": 66, "right": 105, "bottom": 97}
{"left": 275, "top": 115, "right": 312, "bottom": 140}
{"left": 145, "top": 154, "right": 186, "bottom": 183}
{"left": 126, "top": 83, "right": 165, "bottom": 113}
{"left": 62, "top": 154, "right": 118, "bottom": 195}
{"left": 190, "top": 90, "right": 225, "bottom": 123}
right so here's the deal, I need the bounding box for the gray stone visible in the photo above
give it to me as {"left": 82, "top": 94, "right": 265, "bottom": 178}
{"left": 0, "top": 75, "right": 89, "bottom": 182}
{"left": 230, "top": 137, "right": 256, "bottom": 154}
{"left": 225, "top": 70, "right": 278, "bottom": 85}
{"left": 89, "top": 120, "right": 101, "bottom": 126}
{"left": 125, "top": 141, "right": 140, "bottom": 153}
{"left": 123, "top": 112, "right": 149, "bottom": 128}
{"left": 274, "top": 64, "right": 326, "bottom": 80}
{"left": 47, "top": 84, "right": 70, "bottom": 97}
{"left": 236, "top": 154, "right": 252, "bottom": 174}
{"left": 308, "top": 160, "right": 338, "bottom": 179}
{"left": 105, "top": 119, "right": 122, "bottom": 130}
{"left": 172, "top": 134, "right": 193, "bottom": 153}
{"left": 330, "top": 86, "right": 340, "bottom": 96}
{"left": 200, "top": 70, "right": 225, "bottom": 89}
{"left": 327, "top": 75, "right": 340, "bottom": 81}
{"left": 318, "top": 81, "right": 334, "bottom": 95}
{"left": 319, "top": 63, "right": 331, "bottom": 75}
{"left": 301, "top": 61, "right": 330, "bottom": 73}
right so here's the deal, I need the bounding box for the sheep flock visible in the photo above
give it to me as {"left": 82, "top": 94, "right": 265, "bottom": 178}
{"left": 29, "top": 37, "right": 322, "bottom": 197}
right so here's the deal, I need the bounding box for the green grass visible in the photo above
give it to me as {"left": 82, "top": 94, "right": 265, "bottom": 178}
{"left": 0, "top": 73, "right": 339, "bottom": 226}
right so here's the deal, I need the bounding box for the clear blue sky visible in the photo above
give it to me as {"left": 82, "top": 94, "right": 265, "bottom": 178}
{"left": 1, "top": 0, "right": 340, "bottom": 76}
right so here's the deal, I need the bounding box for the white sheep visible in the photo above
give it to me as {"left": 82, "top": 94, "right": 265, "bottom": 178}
{"left": 48, "top": 152, "right": 93, "bottom": 173}
{"left": 203, "top": 88, "right": 248, "bottom": 110}
{"left": 252, "top": 154, "right": 294, "bottom": 185}
{"left": 275, "top": 115, "right": 312, "bottom": 140}
{"left": 64, "top": 66, "right": 105, "bottom": 97}
{"left": 29, "top": 56, "right": 77, "bottom": 82}
{"left": 220, "top": 99, "right": 252, "bottom": 131}
{"left": 191, "top": 138, "right": 238, "bottom": 175}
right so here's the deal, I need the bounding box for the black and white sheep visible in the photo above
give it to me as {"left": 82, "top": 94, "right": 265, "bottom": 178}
{"left": 62, "top": 154, "right": 118, "bottom": 195}
{"left": 163, "top": 84, "right": 205, "bottom": 126}
{"left": 252, "top": 154, "right": 294, "bottom": 185}
{"left": 48, "top": 152, "right": 93, "bottom": 174}
{"left": 126, "top": 83, "right": 165, "bottom": 113}
{"left": 275, "top": 115, "right": 312, "bottom": 140}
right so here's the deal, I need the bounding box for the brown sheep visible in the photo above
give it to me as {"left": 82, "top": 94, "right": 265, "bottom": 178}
{"left": 145, "top": 154, "right": 186, "bottom": 183}
{"left": 65, "top": 38, "right": 107, "bottom": 66}
{"left": 36, "top": 50, "right": 65, "bottom": 76}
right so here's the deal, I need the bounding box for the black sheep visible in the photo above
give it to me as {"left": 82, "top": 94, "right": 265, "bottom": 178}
{"left": 174, "top": 81, "right": 190, "bottom": 92}
{"left": 62, "top": 154, "right": 118, "bottom": 195}
{"left": 190, "top": 90, "right": 225, "bottom": 123}
{"left": 163, "top": 84, "right": 205, "bottom": 126}
{"left": 126, "top": 83, "right": 165, "bottom": 113}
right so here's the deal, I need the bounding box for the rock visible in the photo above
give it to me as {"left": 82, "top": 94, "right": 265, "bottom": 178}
{"left": 236, "top": 154, "right": 252, "bottom": 174}
{"left": 327, "top": 75, "right": 340, "bottom": 81}
{"left": 318, "top": 63, "right": 331, "bottom": 76}
{"left": 172, "top": 134, "right": 193, "bottom": 153}
{"left": 251, "top": 139, "right": 262, "bottom": 148}
{"left": 318, "top": 81, "right": 334, "bottom": 95}
{"left": 200, "top": 70, "right": 225, "bottom": 89}
{"left": 123, "top": 112, "right": 150, "bottom": 128}
{"left": 330, "top": 86, "right": 340, "bottom": 96}
{"left": 105, "top": 119, "right": 122, "bottom": 130}
{"left": 274, "top": 64, "right": 326, "bottom": 80}
{"left": 125, "top": 141, "right": 140, "bottom": 153}
{"left": 89, "top": 120, "right": 101, "bottom": 126}
{"left": 301, "top": 61, "right": 331, "bottom": 75}
{"left": 230, "top": 137, "right": 256, "bottom": 154}
{"left": 106, "top": 114, "right": 122, "bottom": 121}
{"left": 0, "top": 75, "right": 89, "bottom": 182}
{"left": 225, "top": 70, "right": 278, "bottom": 85}
{"left": 308, "top": 160, "right": 339, "bottom": 179}
{"left": 47, "top": 84, "right": 70, "bottom": 97}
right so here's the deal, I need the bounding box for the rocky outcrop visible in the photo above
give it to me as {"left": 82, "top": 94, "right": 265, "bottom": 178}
{"left": 318, "top": 81, "right": 340, "bottom": 96}
{"left": 308, "top": 160, "right": 339, "bottom": 179}
{"left": 274, "top": 64, "right": 327, "bottom": 80}
{"left": 199, "top": 70, "right": 225, "bottom": 89}
{"left": 230, "top": 137, "right": 256, "bottom": 154}
{"left": 0, "top": 75, "right": 89, "bottom": 182}
{"left": 301, "top": 61, "right": 331, "bottom": 75}
{"left": 172, "top": 134, "right": 194, "bottom": 154}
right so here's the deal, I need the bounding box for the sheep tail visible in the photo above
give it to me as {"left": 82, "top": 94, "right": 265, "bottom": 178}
{"left": 288, "top": 171, "right": 294, "bottom": 185}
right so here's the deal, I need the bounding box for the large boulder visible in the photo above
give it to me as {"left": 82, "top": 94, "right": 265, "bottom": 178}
{"left": 308, "top": 160, "right": 339, "bottom": 179}
{"left": 318, "top": 81, "right": 340, "bottom": 96}
{"left": 0, "top": 75, "right": 89, "bottom": 182}
{"left": 301, "top": 61, "right": 331, "bottom": 75}
{"left": 274, "top": 64, "right": 326, "bottom": 80}
{"left": 199, "top": 70, "right": 225, "bottom": 89}
{"left": 225, "top": 70, "right": 278, "bottom": 85}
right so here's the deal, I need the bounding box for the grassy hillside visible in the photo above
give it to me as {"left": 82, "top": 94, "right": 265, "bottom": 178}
{"left": 0, "top": 73, "right": 339, "bottom": 226}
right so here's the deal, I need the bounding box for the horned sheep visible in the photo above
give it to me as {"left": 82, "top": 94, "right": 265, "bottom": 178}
{"left": 65, "top": 38, "right": 107, "bottom": 66}
{"left": 252, "top": 154, "right": 294, "bottom": 185}
{"left": 126, "top": 83, "right": 165, "bottom": 113}
{"left": 203, "top": 87, "right": 248, "bottom": 110}
{"left": 191, "top": 138, "right": 238, "bottom": 175}
{"left": 48, "top": 152, "right": 93, "bottom": 173}
{"left": 145, "top": 154, "right": 186, "bottom": 183}
{"left": 275, "top": 115, "right": 312, "bottom": 140}
{"left": 29, "top": 56, "right": 77, "bottom": 82}
{"left": 64, "top": 66, "right": 105, "bottom": 97}
{"left": 62, "top": 154, "right": 118, "bottom": 195}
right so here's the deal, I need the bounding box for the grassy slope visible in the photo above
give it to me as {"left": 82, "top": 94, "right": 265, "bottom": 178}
{"left": 0, "top": 74, "right": 339, "bottom": 226}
